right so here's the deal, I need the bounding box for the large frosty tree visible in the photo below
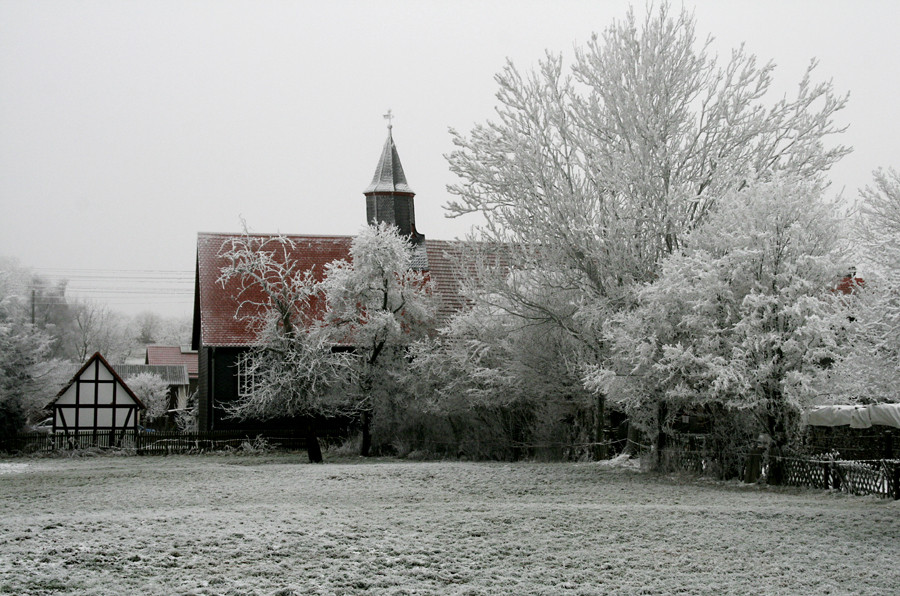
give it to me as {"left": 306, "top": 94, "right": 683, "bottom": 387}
{"left": 218, "top": 223, "right": 432, "bottom": 460}
{"left": 591, "top": 177, "right": 847, "bottom": 478}
{"left": 320, "top": 222, "right": 434, "bottom": 456}
{"left": 443, "top": 3, "right": 849, "bottom": 450}
{"left": 448, "top": 5, "right": 848, "bottom": 295}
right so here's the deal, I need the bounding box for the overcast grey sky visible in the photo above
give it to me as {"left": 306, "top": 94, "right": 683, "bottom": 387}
{"left": 1, "top": 1, "right": 898, "bottom": 317}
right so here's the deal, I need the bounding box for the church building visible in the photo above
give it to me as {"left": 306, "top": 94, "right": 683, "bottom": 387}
{"left": 191, "top": 125, "right": 466, "bottom": 431}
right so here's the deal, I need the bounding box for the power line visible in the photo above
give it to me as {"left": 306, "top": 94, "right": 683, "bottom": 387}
{"left": 32, "top": 267, "right": 193, "bottom": 275}
{"left": 21, "top": 267, "right": 197, "bottom": 312}
{"left": 30, "top": 268, "right": 193, "bottom": 284}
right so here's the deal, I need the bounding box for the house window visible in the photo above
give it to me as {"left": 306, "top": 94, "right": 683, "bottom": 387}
{"left": 237, "top": 356, "right": 257, "bottom": 398}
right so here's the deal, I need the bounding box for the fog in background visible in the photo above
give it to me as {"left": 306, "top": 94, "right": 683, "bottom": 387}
{"left": 2, "top": 0, "right": 898, "bottom": 317}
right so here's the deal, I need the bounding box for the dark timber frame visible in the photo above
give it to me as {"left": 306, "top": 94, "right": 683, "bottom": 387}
{"left": 49, "top": 352, "right": 145, "bottom": 445}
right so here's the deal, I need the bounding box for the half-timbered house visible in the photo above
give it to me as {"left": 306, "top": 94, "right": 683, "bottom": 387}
{"left": 48, "top": 352, "right": 145, "bottom": 441}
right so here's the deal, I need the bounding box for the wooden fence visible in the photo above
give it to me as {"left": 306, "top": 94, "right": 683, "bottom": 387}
{"left": 782, "top": 457, "right": 900, "bottom": 499}
{"left": 661, "top": 446, "right": 900, "bottom": 500}
{"left": 9, "top": 429, "right": 315, "bottom": 456}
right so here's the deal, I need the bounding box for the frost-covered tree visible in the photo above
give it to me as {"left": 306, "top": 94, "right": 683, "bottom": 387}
{"left": 445, "top": 3, "right": 849, "bottom": 439}
{"left": 217, "top": 223, "right": 430, "bottom": 460}
{"left": 829, "top": 168, "right": 900, "bottom": 403}
{"left": 412, "top": 282, "right": 599, "bottom": 460}
{"left": 0, "top": 260, "right": 69, "bottom": 445}
{"left": 130, "top": 311, "right": 162, "bottom": 345}
{"left": 125, "top": 311, "right": 191, "bottom": 349}
{"left": 592, "top": 177, "right": 846, "bottom": 478}
{"left": 320, "top": 222, "right": 434, "bottom": 456}
{"left": 124, "top": 372, "right": 169, "bottom": 425}
{"left": 218, "top": 228, "right": 355, "bottom": 463}
{"left": 448, "top": 4, "right": 848, "bottom": 287}
{"left": 29, "top": 277, "right": 72, "bottom": 359}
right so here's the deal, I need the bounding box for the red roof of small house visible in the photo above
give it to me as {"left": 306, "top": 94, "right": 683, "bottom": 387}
{"left": 194, "top": 233, "right": 471, "bottom": 348}
{"left": 145, "top": 345, "right": 199, "bottom": 379}
{"left": 834, "top": 275, "right": 865, "bottom": 295}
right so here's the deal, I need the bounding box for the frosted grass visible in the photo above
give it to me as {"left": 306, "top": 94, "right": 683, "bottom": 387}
{"left": 1, "top": 455, "right": 897, "bottom": 595}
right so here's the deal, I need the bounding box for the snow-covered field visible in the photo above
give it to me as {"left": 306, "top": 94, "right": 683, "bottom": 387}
{"left": 1, "top": 454, "right": 897, "bottom": 595}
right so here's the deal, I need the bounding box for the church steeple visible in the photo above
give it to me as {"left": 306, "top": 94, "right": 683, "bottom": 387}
{"left": 364, "top": 112, "right": 423, "bottom": 244}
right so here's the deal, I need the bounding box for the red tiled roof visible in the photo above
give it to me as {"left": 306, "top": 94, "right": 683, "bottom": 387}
{"left": 145, "top": 346, "right": 199, "bottom": 379}
{"left": 195, "top": 233, "right": 469, "bottom": 347}
{"left": 197, "top": 233, "right": 352, "bottom": 347}
{"left": 834, "top": 276, "right": 864, "bottom": 295}
{"left": 424, "top": 239, "right": 469, "bottom": 320}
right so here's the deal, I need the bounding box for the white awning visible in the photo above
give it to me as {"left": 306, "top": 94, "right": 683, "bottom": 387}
{"left": 805, "top": 404, "right": 900, "bottom": 429}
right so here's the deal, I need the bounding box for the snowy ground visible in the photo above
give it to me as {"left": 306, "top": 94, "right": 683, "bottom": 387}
{"left": 1, "top": 454, "right": 898, "bottom": 595}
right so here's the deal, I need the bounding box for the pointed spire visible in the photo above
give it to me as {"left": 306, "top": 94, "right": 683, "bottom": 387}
{"left": 364, "top": 114, "right": 414, "bottom": 195}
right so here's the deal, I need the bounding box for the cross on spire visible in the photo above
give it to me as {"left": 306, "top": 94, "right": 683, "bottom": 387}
{"left": 383, "top": 109, "right": 394, "bottom": 130}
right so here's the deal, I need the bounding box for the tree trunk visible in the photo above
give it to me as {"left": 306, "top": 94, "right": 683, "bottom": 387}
{"left": 766, "top": 444, "right": 784, "bottom": 485}
{"left": 509, "top": 409, "right": 523, "bottom": 461}
{"left": 593, "top": 393, "right": 607, "bottom": 461}
{"left": 360, "top": 409, "right": 372, "bottom": 457}
{"left": 744, "top": 446, "right": 763, "bottom": 483}
{"left": 763, "top": 407, "right": 791, "bottom": 485}
{"left": 306, "top": 419, "right": 323, "bottom": 463}
{"left": 655, "top": 401, "right": 668, "bottom": 470}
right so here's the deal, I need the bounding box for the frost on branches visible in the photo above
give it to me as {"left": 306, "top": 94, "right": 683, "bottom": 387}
{"left": 591, "top": 177, "right": 847, "bottom": 478}
{"left": 218, "top": 223, "right": 433, "bottom": 460}
{"left": 829, "top": 168, "right": 900, "bottom": 403}
{"left": 0, "top": 260, "right": 69, "bottom": 444}
{"left": 124, "top": 372, "right": 169, "bottom": 425}
{"left": 218, "top": 229, "right": 355, "bottom": 463}
{"left": 412, "top": 274, "right": 600, "bottom": 460}
{"left": 447, "top": 4, "right": 848, "bottom": 312}
{"left": 442, "top": 2, "right": 849, "bottom": 462}
{"left": 320, "top": 223, "right": 434, "bottom": 456}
